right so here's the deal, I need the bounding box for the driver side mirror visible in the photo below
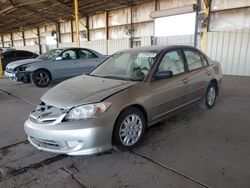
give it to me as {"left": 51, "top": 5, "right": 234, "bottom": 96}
{"left": 55, "top": 56, "right": 63, "bottom": 61}
{"left": 154, "top": 70, "right": 173, "bottom": 81}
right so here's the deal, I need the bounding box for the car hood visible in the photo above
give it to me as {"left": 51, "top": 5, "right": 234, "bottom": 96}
{"left": 6, "top": 59, "right": 43, "bottom": 69}
{"left": 41, "top": 75, "right": 137, "bottom": 109}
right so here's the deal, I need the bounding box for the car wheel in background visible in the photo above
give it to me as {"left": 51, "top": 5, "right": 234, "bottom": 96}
{"left": 113, "top": 107, "right": 146, "bottom": 151}
{"left": 31, "top": 69, "right": 51, "bottom": 87}
{"left": 199, "top": 82, "right": 217, "bottom": 110}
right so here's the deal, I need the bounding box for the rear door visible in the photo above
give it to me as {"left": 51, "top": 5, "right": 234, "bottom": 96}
{"left": 77, "top": 49, "right": 103, "bottom": 74}
{"left": 149, "top": 49, "right": 190, "bottom": 122}
{"left": 182, "top": 48, "right": 210, "bottom": 101}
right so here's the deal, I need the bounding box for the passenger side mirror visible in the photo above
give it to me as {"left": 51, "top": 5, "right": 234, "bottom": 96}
{"left": 55, "top": 56, "right": 63, "bottom": 61}
{"left": 154, "top": 70, "right": 173, "bottom": 81}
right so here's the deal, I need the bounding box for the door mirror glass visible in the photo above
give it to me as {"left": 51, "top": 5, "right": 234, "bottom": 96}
{"left": 55, "top": 56, "right": 63, "bottom": 61}
{"left": 154, "top": 70, "right": 173, "bottom": 81}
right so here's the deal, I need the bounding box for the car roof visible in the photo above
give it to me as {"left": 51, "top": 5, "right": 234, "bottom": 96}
{"left": 119, "top": 45, "right": 197, "bottom": 53}
{"left": 3, "top": 50, "right": 35, "bottom": 53}
{"left": 55, "top": 47, "right": 92, "bottom": 50}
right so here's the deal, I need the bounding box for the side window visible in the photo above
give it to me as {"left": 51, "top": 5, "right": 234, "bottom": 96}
{"left": 158, "top": 50, "right": 185, "bottom": 76}
{"left": 79, "top": 49, "right": 97, "bottom": 59}
{"left": 11, "top": 51, "right": 20, "bottom": 57}
{"left": 184, "top": 50, "right": 203, "bottom": 71}
{"left": 14, "top": 51, "right": 24, "bottom": 57}
{"left": 25, "top": 52, "right": 35, "bottom": 57}
{"left": 21, "top": 51, "right": 33, "bottom": 57}
{"left": 61, "top": 50, "right": 77, "bottom": 60}
{"left": 200, "top": 54, "right": 208, "bottom": 66}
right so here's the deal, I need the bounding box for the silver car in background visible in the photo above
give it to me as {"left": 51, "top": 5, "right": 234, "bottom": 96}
{"left": 24, "top": 45, "right": 223, "bottom": 155}
{"left": 4, "top": 48, "right": 107, "bottom": 87}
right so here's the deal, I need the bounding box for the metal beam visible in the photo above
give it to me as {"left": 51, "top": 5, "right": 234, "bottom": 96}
{"left": 86, "top": 16, "right": 90, "bottom": 41}
{"left": 155, "top": 0, "right": 159, "bottom": 11}
{"left": 22, "top": 31, "right": 25, "bottom": 46}
{"left": 74, "top": 0, "right": 80, "bottom": 47}
{"left": 37, "top": 27, "right": 42, "bottom": 55}
{"left": 130, "top": 6, "right": 133, "bottom": 48}
{"left": 1, "top": 35, "right": 4, "bottom": 47}
{"left": 10, "top": 32, "right": 13, "bottom": 47}
{"left": 203, "top": 0, "right": 210, "bottom": 8}
{"left": 201, "top": 0, "right": 211, "bottom": 51}
{"left": 105, "top": 11, "right": 109, "bottom": 40}
{"left": 105, "top": 11, "right": 109, "bottom": 54}
{"left": 56, "top": 22, "right": 61, "bottom": 43}
{"left": 70, "top": 19, "right": 74, "bottom": 43}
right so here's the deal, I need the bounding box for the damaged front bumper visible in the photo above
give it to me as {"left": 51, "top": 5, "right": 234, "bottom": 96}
{"left": 4, "top": 70, "right": 30, "bottom": 82}
{"left": 24, "top": 103, "right": 114, "bottom": 155}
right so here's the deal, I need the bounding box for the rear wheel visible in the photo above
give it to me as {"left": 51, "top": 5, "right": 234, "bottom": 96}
{"left": 113, "top": 107, "right": 146, "bottom": 151}
{"left": 31, "top": 69, "right": 51, "bottom": 87}
{"left": 199, "top": 82, "right": 217, "bottom": 109}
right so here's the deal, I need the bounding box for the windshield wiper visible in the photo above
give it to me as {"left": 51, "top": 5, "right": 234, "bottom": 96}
{"left": 89, "top": 74, "right": 99, "bottom": 77}
{"left": 89, "top": 75, "right": 139, "bottom": 81}
{"left": 102, "top": 76, "right": 124, "bottom": 80}
{"left": 103, "top": 76, "right": 139, "bottom": 82}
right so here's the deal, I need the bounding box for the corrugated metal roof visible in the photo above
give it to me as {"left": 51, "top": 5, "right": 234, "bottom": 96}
{"left": 0, "top": 0, "right": 154, "bottom": 35}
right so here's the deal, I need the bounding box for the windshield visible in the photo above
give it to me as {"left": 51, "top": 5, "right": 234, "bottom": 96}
{"left": 38, "top": 49, "right": 63, "bottom": 60}
{"left": 90, "top": 51, "right": 158, "bottom": 81}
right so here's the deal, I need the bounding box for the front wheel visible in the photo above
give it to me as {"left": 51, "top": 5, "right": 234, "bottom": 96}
{"left": 31, "top": 69, "right": 51, "bottom": 87}
{"left": 199, "top": 83, "right": 217, "bottom": 110}
{"left": 113, "top": 107, "right": 146, "bottom": 151}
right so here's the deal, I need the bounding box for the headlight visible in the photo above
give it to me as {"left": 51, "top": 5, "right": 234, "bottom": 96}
{"left": 65, "top": 102, "right": 111, "bottom": 120}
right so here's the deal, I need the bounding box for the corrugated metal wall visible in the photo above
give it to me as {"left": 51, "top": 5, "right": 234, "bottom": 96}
{"left": 205, "top": 29, "right": 250, "bottom": 76}
{"left": 15, "top": 45, "right": 40, "bottom": 54}
{"left": 156, "top": 35, "right": 195, "bottom": 46}
{"left": 108, "top": 38, "right": 130, "bottom": 54}
{"left": 57, "top": 38, "right": 130, "bottom": 55}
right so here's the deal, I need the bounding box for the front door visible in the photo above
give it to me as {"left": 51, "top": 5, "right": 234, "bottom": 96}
{"left": 149, "top": 49, "right": 190, "bottom": 122}
{"left": 53, "top": 49, "right": 79, "bottom": 79}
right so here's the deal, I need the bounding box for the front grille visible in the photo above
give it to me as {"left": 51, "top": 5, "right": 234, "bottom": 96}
{"left": 30, "top": 102, "right": 68, "bottom": 124}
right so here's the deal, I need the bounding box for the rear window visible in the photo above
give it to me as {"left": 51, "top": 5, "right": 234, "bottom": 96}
{"left": 2, "top": 51, "right": 13, "bottom": 58}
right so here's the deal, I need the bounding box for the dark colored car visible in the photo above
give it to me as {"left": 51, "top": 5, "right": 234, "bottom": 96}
{"left": 1, "top": 50, "right": 38, "bottom": 70}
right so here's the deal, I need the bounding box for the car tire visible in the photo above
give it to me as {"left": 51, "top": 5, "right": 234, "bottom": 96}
{"left": 31, "top": 69, "right": 51, "bottom": 88}
{"left": 199, "top": 82, "right": 217, "bottom": 110}
{"left": 113, "top": 107, "right": 146, "bottom": 151}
